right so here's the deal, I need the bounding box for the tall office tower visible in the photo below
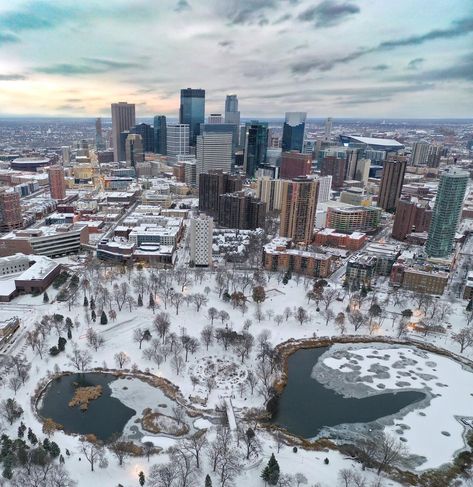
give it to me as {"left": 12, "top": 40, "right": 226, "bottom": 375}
{"left": 48, "top": 166, "right": 66, "bottom": 200}
{"left": 111, "top": 102, "right": 136, "bottom": 162}
{"left": 280, "top": 177, "right": 319, "bottom": 244}
{"left": 354, "top": 158, "right": 371, "bottom": 184}
{"left": 153, "top": 115, "right": 167, "bottom": 155}
{"left": 208, "top": 114, "right": 223, "bottom": 124}
{"left": 317, "top": 175, "right": 332, "bottom": 203}
{"left": 196, "top": 132, "right": 232, "bottom": 178}
{"left": 61, "top": 146, "right": 71, "bottom": 165}
{"left": 392, "top": 198, "right": 432, "bottom": 241}
{"left": 179, "top": 88, "right": 205, "bottom": 145}
{"left": 125, "top": 134, "right": 144, "bottom": 167}
{"left": 167, "top": 124, "right": 190, "bottom": 158}
{"left": 77, "top": 140, "right": 90, "bottom": 158}
{"left": 324, "top": 117, "right": 333, "bottom": 140}
{"left": 280, "top": 151, "right": 312, "bottom": 179}
{"left": 199, "top": 171, "right": 242, "bottom": 216}
{"left": 411, "top": 141, "right": 430, "bottom": 166}
{"left": 427, "top": 145, "right": 442, "bottom": 168}
{"left": 243, "top": 121, "right": 268, "bottom": 177}
{"left": 199, "top": 123, "right": 237, "bottom": 157}
{"left": 0, "top": 190, "right": 22, "bottom": 232}
{"left": 131, "top": 123, "right": 154, "bottom": 152}
{"left": 320, "top": 155, "right": 346, "bottom": 189}
{"left": 426, "top": 167, "right": 468, "bottom": 258}
{"left": 95, "top": 118, "right": 105, "bottom": 150}
{"left": 224, "top": 94, "right": 240, "bottom": 145}
{"left": 282, "top": 112, "right": 306, "bottom": 153}
{"left": 190, "top": 216, "right": 214, "bottom": 266}
{"left": 218, "top": 192, "right": 266, "bottom": 230}
{"left": 377, "top": 156, "right": 407, "bottom": 212}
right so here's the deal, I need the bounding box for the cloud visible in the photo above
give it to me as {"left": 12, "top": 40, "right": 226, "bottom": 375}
{"left": 297, "top": 1, "right": 360, "bottom": 27}
{"left": 399, "top": 53, "right": 473, "bottom": 82}
{"left": 0, "top": 2, "right": 71, "bottom": 32}
{"left": 175, "top": 0, "right": 191, "bottom": 12}
{"left": 366, "top": 64, "right": 389, "bottom": 71}
{"left": 0, "top": 74, "right": 26, "bottom": 81}
{"left": 273, "top": 13, "right": 291, "bottom": 24}
{"left": 82, "top": 58, "right": 143, "bottom": 70}
{"left": 56, "top": 104, "right": 85, "bottom": 111}
{"left": 291, "top": 16, "right": 473, "bottom": 74}
{"left": 218, "top": 40, "right": 234, "bottom": 48}
{"left": 226, "top": 0, "right": 275, "bottom": 25}
{"left": 35, "top": 57, "right": 143, "bottom": 76}
{"left": 0, "top": 32, "right": 20, "bottom": 45}
{"left": 407, "top": 57, "right": 425, "bottom": 70}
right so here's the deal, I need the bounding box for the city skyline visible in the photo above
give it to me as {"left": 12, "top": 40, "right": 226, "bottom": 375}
{"left": 0, "top": 0, "right": 470, "bottom": 118}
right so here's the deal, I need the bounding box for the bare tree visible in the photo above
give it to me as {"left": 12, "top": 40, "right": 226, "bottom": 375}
{"left": 67, "top": 347, "right": 92, "bottom": 371}
{"left": 125, "top": 295, "right": 136, "bottom": 312}
{"left": 114, "top": 351, "right": 130, "bottom": 369}
{"left": 283, "top": 307, "right": 292, "bottom": 321}
{"left": 110, "top": 437, "right": 134, "bottom": 466}
{"left": 294, "top": 306, "right": 310, "bottom": 326}
{"left": 321, "top": 309, "right": 335, "bottom": 327}
{"left": 143, "top": 339, "right": 163, "bottom": 366}
{"left": 238, "top": 427, "right": 261, "bottom": 460}
{"left": 349, "top": 311, "right": 365, "bottom": 331}
{"left": 169, "top": 447, "right": 197, "bottom": 487}
{"left": 171, "top": 354, "right": 185, "bottom": 375}
{"left": 180, "top": 430, "right": 208, "bottom": 469}
{"left": 207, "top": 307, "right": 218, "bottom": 325}
{"left": 133, "top": 328, "right": 151, "bottom": 349}
{"left": 148, "top": 462, "right": 177, "bottom": 487}
{"left": 154, "top": 312, "right": 171, "bottom": 343}
{"left": 80, "top": 436, "right": 104, "bottom": 472}
{"left": 86, "top": 328, "right": 105, "bottom": 352}
{"left": 274, "top": 314, "right": 284, "bottom": 327}
{"left": 171, "top": 291, "right": 184, "bottom": 315}
{"left": 192, "top": 293, "right": 208, "bottom": 312}
{"left": 452, "top": 328, "right": 473, "bottom": 353}
{"left": 321, "top": 288, "right": 338, "bottom": 310}
{"left": 201, "top": 325, "right": 214, "bottom": 350}
{"left": 359, "top": 432, "right": 407, "bottom": 475}
{"left": 8, "top": 376, "right": 22, "bottom": 395}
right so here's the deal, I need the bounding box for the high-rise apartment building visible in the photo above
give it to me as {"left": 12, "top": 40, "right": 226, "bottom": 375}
{"left": 324, "top": 117, "right": 333, "bottom": 140}
{"left": 280, "top": 177, "right": 319, "bottom": 244}
{"left": 377, "top": 156, "right": 407, "bottom": 212}
{"left": 131, "top": 123, "right": 154, "bottom": 152}
{"left": 256, "top": 177, "right": 284, "bottom": 212}
{"left": 196, "top": 132, "right": 232, "bottom": 179}
{"left": 167, "top": 124, "right": 190, "bottom": 158}
{"left": 411, "top": 142, "right": 430, "bottom": 166}
{"left": 218, "top": 192, "right": 266, "bottom": 230}
{"left": 243, "top": 121, "right": 268, "bottom": 177}
{"left": 199, "top": 171, "right": 242, "bottom": 216}
{"left": 61, "top": 146, "right": 71, "bottom": 165}
{"left": 0, "top": 190, "right": 22, "bottom": 232}
{"left": 179, "top": 88, "right": 205, "bottom": 145}
{"left": 48, "top": 166, "right": 66, "bottom": 200}
{"left": 280, "top": 151, "right": 312, "bottom": 179}
{"left": 427, "top": 145, "right": 442, "bottom": 168}
{"left": 153, "top": 115, "right": 167, "bottom": 155}
{"left": 282, "top": 112, "right": 306, "bottom": 152}
{"left": 320, "top": 155, "right": 346, "bottom": 189}
{"left": 426, "top": 167, "right": 468, "bottom": 258}
{"left": 190, "top": 216, "right": 213, "bottom": 266}
{"left": 392, "top": 198, "right": 432, "bottom": 241}
{"left": 111, "top": 102, "right": 136, "bottom": 162}
{"left": 125, "top": 134, "right": 144, "bottom": 167}
{"left": 317, "top": 175, "right": 332, "bottom": 203}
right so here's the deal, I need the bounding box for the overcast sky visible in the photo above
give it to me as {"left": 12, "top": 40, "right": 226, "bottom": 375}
{"left": 0, "top": 0, "right": 471, "bottom": 118}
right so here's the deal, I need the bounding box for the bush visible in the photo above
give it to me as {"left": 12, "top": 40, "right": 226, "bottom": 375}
{"left": 293, "top": 447, "right": 298, "bottom": 453}
{"left": 49, "top": 346, "right": 60, "bottom": 356}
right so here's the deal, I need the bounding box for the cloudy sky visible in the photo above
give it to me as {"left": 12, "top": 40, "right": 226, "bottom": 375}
{"left": 0, "top": 0, "right": 471, "bottom": 118}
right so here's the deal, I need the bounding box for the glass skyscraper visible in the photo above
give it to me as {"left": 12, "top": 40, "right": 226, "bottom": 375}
{"left": 243, "top": 121, "right": 268, "bottom": 178}
{"left": 153, "top": 115, "right": 167, "bottom": 155}
{"left": 282, "top": 112, "right": 306, "bottom": 152}
{"left": 426, "top": 167, "right": 468, "bottom": 258}
{"left": 179, "top": 88, "right": 205, "bottom": 146}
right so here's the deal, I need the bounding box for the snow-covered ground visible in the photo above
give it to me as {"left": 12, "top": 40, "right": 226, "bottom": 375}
{"left": 1, "top": 259, "right": 472, "bottom": 486}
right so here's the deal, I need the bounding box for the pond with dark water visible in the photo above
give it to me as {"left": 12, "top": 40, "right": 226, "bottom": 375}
{"left": 270, "top": 347, "right": 425, "bottom": 438}
{"left": 39, "top": 373, "right": 136, "bottom": 442}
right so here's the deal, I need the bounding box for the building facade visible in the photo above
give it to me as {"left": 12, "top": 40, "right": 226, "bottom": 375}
{"left": 326, "top": 206, "right": 381, "bottom": 233}
{"left": 196, "top": 132, "right": 232, "bottom": 178}
{"left": 190, "top": 216, "right": 213, "bottom": 266}
{"left": 282, "top": 112, "right": 306, "bottom": 152}
{"left": 153, "top": 115, "right": 167, "bottom": 155}
{"left": 111, "top": 102, "right": 136, "bottom": 162}
{"left": 0, "top": 191, "right": 22, "bottom": 232}
{"left": 167, "top": 124, "right": 190, "bottom": 158}
{"left": 377, "top": 156, "right": 407, "bottom": 212}
{"left": 179, "top": 88, "right": 205, "bottom": 145}
{"left": 48, "top": 166, "right": 66, "bottom": 200}
{"left": 198, "top": 171, "right": 242, "bottom": 216}
{"left": 320, "top": 155, "right": 346, "bottom": 189}
{"left": 243, "top": 121, "right": 268, "bottom": 178}
{"left": 392, "top": 198, "right": 432, "bottom": 241}
{"left": 280, "top": 151, "right": 312, "bottom": 179}
{"left": 218, "top": 192, "right": 266, "bottom": 230}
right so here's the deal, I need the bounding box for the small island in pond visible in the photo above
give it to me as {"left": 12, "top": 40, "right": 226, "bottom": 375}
{"left": 68, "top": 385, "right": 103, "bottom": 411}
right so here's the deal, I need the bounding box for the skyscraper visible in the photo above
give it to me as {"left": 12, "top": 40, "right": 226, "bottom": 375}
{"left": 208, "top": 114, "right": 223, "bottom": 124}
{"left": 196, "top": 132, "right": 232, "bottom": 179}
{"left": 179, "top": 88, "right": 205, "bottom": 145}
{"left": 282, "top": 112, "right": 306, "bottom": 152}
{"left": 427, "top": 145, "right": 442, "bottom": 168}
{"left": 95, "top": 118, "right": 105, "bottom": 150}
{"left": 131, "top": 123, "right": 154, "bottom": 152}
{"left": 125, "top": 134, "right": 144, "bottom": 167}
{"left": 392, "top": 198, "right": 432, "bottom": 241}
{"left": 324, "top": 117, "right": 333, "bottom": 140}
{"left": 111, "top": 102, "right": 136, "bottom": 162}
{"left": 377, "top": 156, "right": 407, "bottom": 212}
{"left": 280, "top": 151, "right": 312, "bottom": 179}
{"left": 280, "top": 177, "right": 319, "bottom": 244}
{"left": 426, "top": 167, "right": 468, "bottom": 258}
{"left": 48, "top": 166, "right": 66, "bottom": 200}
{"left": 153, "top": 115, "right": 167, "bottom": 155}
{"left": 411, "top": 142, "right": 430, "bottom": 166}
{"left": 243, "top": 121, "right": 268, "bottom": 177}
{"left": 218, "top": 192, "right": 266, "bottom": 230}
{"left": 320, "top": 155, "right": 346, "bottom": 189}
{"left": 167, "top": 124, "right": 190, "bottom": 158}
{"left": 0, "top": 190, "right": 22, "bottom": 232}
{"left": 224, "top": 94, "right": 240, "bottom": 145}
{"left": 198, "top": 171, "right": 242, "bottom": 216}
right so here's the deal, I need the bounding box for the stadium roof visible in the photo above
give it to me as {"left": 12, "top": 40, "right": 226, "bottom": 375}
{"left": 339, "top": 135, "right": 404, "bottom": 150}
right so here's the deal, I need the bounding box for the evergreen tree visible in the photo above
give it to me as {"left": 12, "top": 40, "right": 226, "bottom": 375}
{"left": 49, "top": 441, "right": 60, "bottom": 458}
{"left": 43, "top": 438, "right": 50, "bottom": 451}
{"left": 90, "top": 298, "right": 96, "bottom": 310}
{"left": 100, "top": 311, "right": 108, "bottom": 325}
{"left": 467, "top": 299, "right": 473, "bottom": 312}
{"left": 360, "top": 284, "right": 368, "bottom": 298}
{"left": 67, "top": 328, "right": 72, "bottom": 340}
{"left": 83, "top": 295, "right": 89, "bottom": 307}
{"left": 261, "top": 454, "right": 280, "bottom": 485}
{"left": 43, "top": 292, "right": 49, "bottom": 303}
{"left": 58, "top": 337, "right": 67, "bottom": 352}
{"left": 138, "top": 471, "right": 145, "bottom": 486}
{"left": 137, "top": 294, "right": 143, "bottom": 307}
{"left": 17, "top": 422, "right": 26, "bottom": 438}
{"left": 149, "top": 294, "right": 155, "bottom": 308}
{"left": 205, "top": 474, "right": 212, "bottom": 487}
{"left": 91, "top": 310, "right": 96, "bottom": 322}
